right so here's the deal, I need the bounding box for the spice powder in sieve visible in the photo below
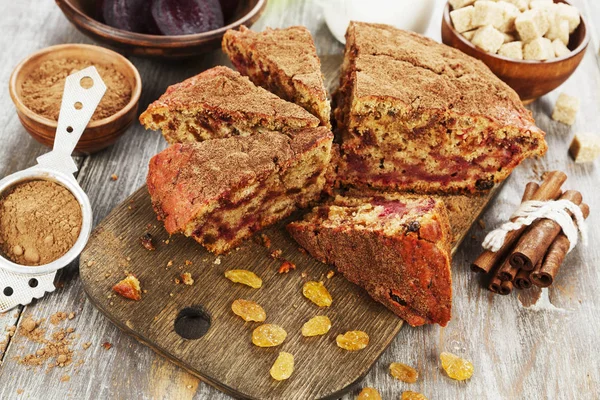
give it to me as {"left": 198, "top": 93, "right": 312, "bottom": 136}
{"left": 0, "top": 180, "right": 82, "bottom": 266}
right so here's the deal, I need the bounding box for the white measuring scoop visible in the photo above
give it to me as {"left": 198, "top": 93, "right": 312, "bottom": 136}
{"left": 0, "top": 66, "right": 106, "bottom": 312}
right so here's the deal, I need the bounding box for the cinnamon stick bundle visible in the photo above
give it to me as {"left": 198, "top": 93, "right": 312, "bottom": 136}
{"left": 514, "top": 266, "right": 534, "bottom": 290}
{"left": 530, "top": 203, "right": 590, "bottom": 287}
{"left": 509, "top": 190, "right": 582, "bottom": 271}
{"left": 471, "top": 171, "right": 565, "bottom": 274}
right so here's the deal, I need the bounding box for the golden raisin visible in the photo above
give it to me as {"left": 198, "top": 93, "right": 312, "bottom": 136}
{"left": 302, "top": 281, "right": 332, "bottom": 307}
{"left": 390, "top": 362, "right": 418, "bottom": 383}
{"left": 252, "top": 324, "right": 287, "bottom": 347}
{"left": 357, "top": 387, "right": 382, "bottom": 400}
{"left": 301, "top": 316, "right": 331, "bottom": 337}
{"left": 231, "top": 299, "right": 266, "bottom": 322}
{"left": 440, "top": 352, "right": 474, "bottom": 381}
{"left": 401, "top": 391, "right": 428, "bottom": 400}
{"left": 224, "top": 270, "right": 262, "bottom": 288}
{"left": 336, "top": 330, "right": 369, "bottom": 350}
{"left": 270, "top": 352, "right": 294, "bottom": 381}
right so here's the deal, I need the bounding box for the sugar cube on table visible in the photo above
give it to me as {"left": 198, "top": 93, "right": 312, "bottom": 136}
{"left": 451, "top": 6, "right": 475, "bottom": 33}
{"left": 552, "top": 39, "right": 570, "bottom": 58}
{"left": 496, "top": 1, "right": 520, "bottom": 32}
{"left": 524, "top": 37, "right": 554, "bottom": 60}
{"left": 498, "top": 41, "right": 523, "bottom": 59}
{"left": 472, "top": 1, "right": 504, "bottom": 29}
{"left": 556, "top": 3, "right": 581, "bottom": 33}
{"left": 546, "top": 17, "right": 570, "bottom": 45}
{"left": 472, "top": 25, "right": 506, "bottom": 54}
{"left": 552, "top": 93, "right": 580, "bottom": 125}
{"left": 569, "top": 133, "right": 600, "bottom": 163}
{"left": 516, "top": 9, "right": 550, "bottom": 42}
{"left": 449, "top": 0, "right": 476, "bottom": 9}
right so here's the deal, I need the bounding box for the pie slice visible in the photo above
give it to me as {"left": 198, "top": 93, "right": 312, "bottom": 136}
{"left": 334, "top": 22, "right": 548, "bottom": 194}
{"left": 140, "top": 66, "right": 320, "bottom": 144}
{"left": 223, "top": 26, "right": 331, "bottom": 128}
{"left": 287, "top": 194, "right": 452, "bottom": 326}
{"left": 147, "top": 127, "right": 333, "bottom": 255}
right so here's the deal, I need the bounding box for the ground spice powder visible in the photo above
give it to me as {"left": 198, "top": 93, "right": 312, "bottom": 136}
{"left": 0, "top": 180, "right": 82, "bottom": 266}
{"left": 21, "top": 58, "right": 132, "bottom": 121}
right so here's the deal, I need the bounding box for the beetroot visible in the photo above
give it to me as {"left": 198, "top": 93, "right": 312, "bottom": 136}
{"left": 102, "top": 0, "right": 150, "bottom": 33}
{"left": 219, "top": 0, "right": 240, "bottom": 21}
{"left": 150, "top": 0, "right": 225, "bottom": 36}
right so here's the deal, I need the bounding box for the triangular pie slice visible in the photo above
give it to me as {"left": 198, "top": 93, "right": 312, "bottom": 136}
{"left": 147, "top": 127, "right": 333, "bottom": 255}
{"left": 287, "top": 194, "right": 452, "bottom": 326}
{"left": 140, "top": 66, "right": 320, "bottom": 144}
{"left": 334, "top": 22, "right": 548, "bottom": 194}
{"left": 223, "top": 26, "right": 331, "bottom": 128}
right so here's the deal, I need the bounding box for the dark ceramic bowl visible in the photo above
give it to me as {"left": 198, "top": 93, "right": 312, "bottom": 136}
{"left": 55, "top": 0, "right": 267, "bottom": 59}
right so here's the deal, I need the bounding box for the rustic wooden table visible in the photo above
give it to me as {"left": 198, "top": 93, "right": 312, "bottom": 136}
{"left": 1, "top": 1, "right": 599, "bottom": 399}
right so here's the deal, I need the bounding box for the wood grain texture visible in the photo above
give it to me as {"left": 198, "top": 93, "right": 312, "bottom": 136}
{"left": 0, "top": 0, "right": 599, "bottom": 399}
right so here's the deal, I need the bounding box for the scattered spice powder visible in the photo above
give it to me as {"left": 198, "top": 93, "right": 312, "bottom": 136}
{"left": 0, "top": 180, "right": 82, "bottom": 266}
{"left": 20, "top": 58, "right": 132, "bottom": 122}
{"left": 16, "top": 316, "right": 77, "bottom": 369}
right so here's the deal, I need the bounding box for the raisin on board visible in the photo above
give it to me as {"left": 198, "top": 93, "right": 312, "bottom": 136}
{"left": 401, "top": 391, "right": 428, "bottom": 400}
{"left": 224, "top": 269, "right": 262, "bottom": 288}
{"left": 270, "top": 352, "right": 294, "bottom": 381}
{"left": 357, "top": 387, "right": 382, "bottom": 400}
{"left": 302, "top": 281, "right": 332, "bottom": 307}
{"left": 301, "top": 316, "right": 331, "bottom": 337}
{"left": 336, "top": 331, "right": 369, "bottom": 351}
{"left": 390, "top": 362, "right": 419, "bottom": 383}
{"left": 252, "top": 324, "right": 287, "bottom": 347}
{"left": 231, "top": 299, "right": 266, "bottom": 322}
{"left": 440, "top": 351, "right": 474, "bottom": 381}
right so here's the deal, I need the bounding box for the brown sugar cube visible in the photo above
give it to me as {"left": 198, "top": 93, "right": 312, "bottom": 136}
{"left": 546, "top": 16, "right": 570, "bottom": 45}
{"left": 462, "top": 30, "right": 477, "bottom": 41}
{"left": 496, "top": 1, "right": 520, "bottom": 32}
{"left": 498, "top": 41, "right": 524, "bottom": 59}
{"left": 569, "top": 133, "right": 600, "bottom": 163}
{"left": 472, "top": 25, "right": 505, "bottom": 54}
{"left": 524, "top": 37, "right": 554, "bottom": 60}
{"left": 449, "top": 0, "right": 475, "bottom": 9}
{"left": 552, "top": 93, "right": 580, "bottom": 125}
{"left": 502, "top": 0, "right": 528, "bottom": 12}
{"left": 516, "top": 9, "right": 549, "bottom": 42}
{"left": 472, "top": 1, "right": 504, "bottom": 29}
{"left": 552, "top": 39, "right": 570, "bottom": 58}
{"left": 556, "top": 3, "right": 581, "bottom": 33}
{"left": 450, "top": 6, "right": 475, "bottom": 33}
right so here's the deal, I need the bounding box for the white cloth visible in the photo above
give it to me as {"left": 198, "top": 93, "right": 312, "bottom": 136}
{"left": 482, "top": 200, "right": 588, "bottom": 253}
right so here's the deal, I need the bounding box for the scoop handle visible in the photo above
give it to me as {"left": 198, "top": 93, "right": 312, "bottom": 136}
{"left": 36, "top": 66, "right": 107, "bottom": 175}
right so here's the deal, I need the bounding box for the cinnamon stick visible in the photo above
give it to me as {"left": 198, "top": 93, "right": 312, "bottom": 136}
{"left": 531, "top": 203, "right": 590, "bottom": 287}
{"left": 514, "top": 267, "right": 534, "bottom": 290}
{"left": 509, "top": 190, "right": 582, "bottom": 271}
{"left": 471, "top": 171, "right": 565, "bottom": 274}
{"left": 499, "top": 280, "right": 513, "bottom": 295}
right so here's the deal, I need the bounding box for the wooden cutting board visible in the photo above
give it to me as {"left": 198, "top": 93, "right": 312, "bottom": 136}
{"left": 79, "top": 55, "right": 498, "bottom": 399}
{"left": 79, "top": 186, "right": 495, "bottom": 400}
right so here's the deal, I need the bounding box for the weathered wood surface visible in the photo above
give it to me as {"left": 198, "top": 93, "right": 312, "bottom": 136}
{"left": 0, "top": 0, "right": 599, "bottom": 399}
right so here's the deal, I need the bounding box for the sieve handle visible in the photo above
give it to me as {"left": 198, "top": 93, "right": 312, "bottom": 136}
{"left": 0, "top": 269, "right": 56, "bottom": 313}
{"left": 36, "top": 66, "right": 107, "bottom": 175}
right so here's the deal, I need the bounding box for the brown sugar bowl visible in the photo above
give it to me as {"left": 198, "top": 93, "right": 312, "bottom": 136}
{"left": 9, "top": 44, "right": 142, "bottom": 154}
{"left": 441, "top": 0, "right": 589, "bottom": 104}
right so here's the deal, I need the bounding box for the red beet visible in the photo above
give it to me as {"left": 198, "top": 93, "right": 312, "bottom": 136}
{"left": 151, "top": 0, "right": 225, "bottom": 36}
{"left": 219, "top": 0, "right": 240, "bottom": 21}
{"left": 102, "top": 0, "right": 149, "bottom": 33}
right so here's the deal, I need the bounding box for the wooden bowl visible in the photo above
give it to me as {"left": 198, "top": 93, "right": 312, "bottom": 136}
{"left": 441, "top": 0, "right": 589, "bottom": 104}
{"left": 55, "top": 0, "right": 268, "bottom": 58}
{"left": 9, "top": 44, "right": 142, "bottom": 154}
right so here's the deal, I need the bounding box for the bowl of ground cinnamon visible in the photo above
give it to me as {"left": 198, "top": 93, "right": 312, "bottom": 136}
{"left": 9, "top": 44, "right": 141, "bottom": 154}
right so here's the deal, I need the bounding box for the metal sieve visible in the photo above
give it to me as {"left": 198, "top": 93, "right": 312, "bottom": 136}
{"left": 0, "top": 67, "right": 106, "bottom": 312}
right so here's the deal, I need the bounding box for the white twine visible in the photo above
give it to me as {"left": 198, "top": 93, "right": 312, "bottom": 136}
{"left": 482, "top": 200, "right": 588, "bottom": 253}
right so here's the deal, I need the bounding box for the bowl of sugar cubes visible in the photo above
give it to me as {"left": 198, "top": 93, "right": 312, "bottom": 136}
{"left": 441, "top": 0, "right": 589, "bottom": 103}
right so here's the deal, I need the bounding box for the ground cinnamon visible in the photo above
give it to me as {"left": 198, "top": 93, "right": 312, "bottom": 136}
{"left": 0, "top": 180, "right": 82, "bottom": 266}
{"left": 20, "top": 58, "right": 131, "bottom": 122}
